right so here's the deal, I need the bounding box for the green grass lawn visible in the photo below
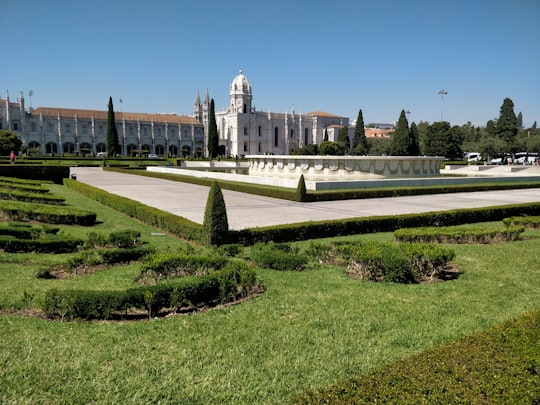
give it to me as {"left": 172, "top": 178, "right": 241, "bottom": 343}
{"left": 0, "top": 184, "right": 539, "bottom": 404}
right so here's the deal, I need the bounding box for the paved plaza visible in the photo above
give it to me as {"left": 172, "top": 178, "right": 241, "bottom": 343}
{"left": 70, "top": 167, "right": 540, "bottom": 231}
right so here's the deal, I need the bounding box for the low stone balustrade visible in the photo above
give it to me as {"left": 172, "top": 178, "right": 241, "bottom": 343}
{"left": 246, "top": 155, "right": 444, "bottom": 180}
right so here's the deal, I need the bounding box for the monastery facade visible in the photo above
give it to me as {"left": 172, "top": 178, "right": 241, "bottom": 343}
{"left": 1, "top": 70, "right": 349, "bottom": 157}
{"left": 194, "top": 70, "right": 348, "bottom": 157}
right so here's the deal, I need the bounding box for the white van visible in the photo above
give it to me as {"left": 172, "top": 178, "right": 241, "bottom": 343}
{"left": 464, "top": 152, "right": 481, "bottom": 162}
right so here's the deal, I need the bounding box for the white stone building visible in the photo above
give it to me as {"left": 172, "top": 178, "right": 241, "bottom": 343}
{"left": 0, "top": 92, "right": 204, "bottom": 157}
{"left": 1, "top": 70, "right": 349, "bottom": 157}
{"left": 194, "top": 70, "right": 349, "bottom": 157}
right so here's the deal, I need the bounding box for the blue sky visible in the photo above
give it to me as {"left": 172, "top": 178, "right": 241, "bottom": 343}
{"left": 1, "top": 0, "right": 539, "bottom": 127}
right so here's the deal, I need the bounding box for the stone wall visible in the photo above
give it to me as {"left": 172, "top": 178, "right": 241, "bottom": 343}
{"left": 247, "top": 155, "right": 444, "bottom": 180}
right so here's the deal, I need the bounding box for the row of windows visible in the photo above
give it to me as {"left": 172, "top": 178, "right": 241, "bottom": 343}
{"left": 5, "top": 120, "right": 202, "bottom": 137}
{"left": 243, "top": 126, "right": 310, "bottom": 147}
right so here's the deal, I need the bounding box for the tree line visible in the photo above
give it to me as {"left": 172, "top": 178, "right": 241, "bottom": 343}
{"left": 291, "top": 98, "right": 539, "bottom": 161}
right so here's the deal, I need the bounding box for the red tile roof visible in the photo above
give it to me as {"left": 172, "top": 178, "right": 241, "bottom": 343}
{"left": 30, "top": 107, "right": 201, "bottom": 125}
{"left": 306, "top": 111, "right": 344, "bottom": 118}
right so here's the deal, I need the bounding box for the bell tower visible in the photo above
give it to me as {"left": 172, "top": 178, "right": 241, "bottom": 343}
{"left": 229, "top": 70, "right": 252, "bottom": 114}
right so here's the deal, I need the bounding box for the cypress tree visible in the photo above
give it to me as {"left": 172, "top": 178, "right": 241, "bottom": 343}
{"left": 352, "top": 109, "right": 369, "bottom": 154}
{"left": 323, "top": 127, "right": 329, "bottom": 141}
{"left": 106, "top": 97, "right": 120, "bottom": 157}
{"left": 496, "top": 98, "right": 518, "bottom": 152}
{"left": 408, "top": 122, "right": 421, "bottom": 156}
{"left": 296, "top": 174, "right": 307, "bottom": 202}
{"left": 389, "top": 110, "right": 410, "bottom": 155}
{"left": 202, "top": 181, "right": 228, "bottom": 246}
{"left": 207, "top": 98, "right": 219, "bottom": 159}
{"left": 337, "top": 126, "right": 350, "bottom": 150}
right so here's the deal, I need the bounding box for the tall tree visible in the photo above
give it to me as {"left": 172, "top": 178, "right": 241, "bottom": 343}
{"left": 202, "top": 181, "right": 228, "bottom": 246}
{"left": 106, "top": 97, "right": 120, "bottom": 157}
{"left": 408, "top": 122, "right": 421, "bottom": 156}
{"left": 496, "top": 98, "right": 518, "bottom": 152}
{"left": 424, "top": 121, "right": 450, "bottom": 157}
{"left": 337, "top": 126, "right": 350, "bottom": 150}
{"left": 517, "top": 112, "right": 523, "bottom": 129}
{"left": 424, "top": 121, "right": 462, "bottom": 159}
{"left": 323, "top": 127, "right": 329, "bottom": 141}
{"left": 389, "top": 110, "right": 410, "bottom": 155}
{"left": 352, "top": 109, "right": 369, "bottom": 154}
{"left": 207, "top": 98, "right": 219, "bottom": 158}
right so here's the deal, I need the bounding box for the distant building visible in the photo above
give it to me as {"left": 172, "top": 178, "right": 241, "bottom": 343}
{"left": 1, "top": 70, "right": 350, "bottom": 157}
{"left": 194, "top": 70, "right": 348, "bottom": 157}
{"left": 0, "top": 92, "right": 204, "bottom": 157}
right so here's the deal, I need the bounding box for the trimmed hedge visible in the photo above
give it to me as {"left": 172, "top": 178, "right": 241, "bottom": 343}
{"left": 0, "top": 188, "right": 65, "bottom": 205}
{"left": 66, "top": 246, "right": 155, "bottom": 270}
{"left": 293, "top": 311, "right": 540, "bottom": 404}
{"left": 0, "top": 165, "right": 69, "bottom": 184}
{"left": 307, "top": 181, "right": 540, "bottom": 202}
{"left": 0, "top": 235, "right": 83, "bottom": 253}
{"left": 249, "top": 242, "right": 309, "bottom": 271}
{"left": 139, "top": 252, "right": 229, "bottom": 281}
{"left": 0, "top": 180, "right": 50, "bottom": 194}
{"left": 311, "top": 241, "right": 455, "bottom": 283}
{"left": 503, "top": 215, "right": 540, "bottom": 229}
{"left": 394, "top": 224, "right": 525, "bottom": 244}
{"left": 0, "top": 200, "right": 96, "bottom": 225}
{"left": 42, "top": 262, "right": 259, "bottom": 320}
{"left": 0, "top": 222, "right": 60, "bottom": 236}
{"left": 229, "top": 202, "right": 540, "bottom": 245}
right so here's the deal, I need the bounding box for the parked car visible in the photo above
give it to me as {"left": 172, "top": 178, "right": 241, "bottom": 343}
{"left": 464, "top": 152, "right": 482, "bottom": 162}
{"left": 97, "top": 152, "right": 106, "bottom": 157}
{"left": 147, "top": 154, "right": 158, "bottom": 158}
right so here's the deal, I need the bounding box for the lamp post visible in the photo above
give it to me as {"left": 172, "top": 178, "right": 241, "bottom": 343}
{"left": 438, "top": 89, "right": 448, "bottom": 121}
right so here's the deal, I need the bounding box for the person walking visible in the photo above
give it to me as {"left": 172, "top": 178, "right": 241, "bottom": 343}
{"left": 9, "top": 151, "right": 16, "bottom": 164}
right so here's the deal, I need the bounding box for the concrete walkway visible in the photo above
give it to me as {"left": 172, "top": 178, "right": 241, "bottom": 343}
{"left": 70, "top": 167, "right": 540, "bottom": 231}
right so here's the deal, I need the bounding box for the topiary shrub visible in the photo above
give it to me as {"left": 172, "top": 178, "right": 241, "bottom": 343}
{"left": 296, "top": 174, "right": 307, "bottom": 202}
{"left": 108, "top": 230, "right": 141, "bottom": 248}
{"left": 249, "top": 242, "right": 308, "bottom": 271}
{"left": 202, "top": 181, "right": 229, "bottom": 246}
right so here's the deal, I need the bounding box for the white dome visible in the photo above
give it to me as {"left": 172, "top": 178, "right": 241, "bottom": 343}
{"left": 230, "top": 69, "right": 252, "bottom": 96}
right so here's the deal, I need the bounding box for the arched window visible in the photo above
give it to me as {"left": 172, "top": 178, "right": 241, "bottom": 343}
{"left": 155, "top": 144, "right": 165, "bottom": 156}
{"left": 181, "top": 145, "right": 191, "bottom": 157}
{"left": 80, "top": 142, "right": 91, "bottom": 156}
{"left": 63, "top": 142, "right": 75, "bottom": 153}
{"left": 258, "top": 126, "right": 261, "bottom": 136}
{"left": 169, "top": 145, "right": 178, "bottom": 156}
{"left": 46, "top": 142, "right": 58, "bottom": 154}
{"left": 290, "top": 129, "right": 294, "bottom": 138}
{"left": 274, "top": 127, "right": 279, "bottom": 147}
{"left": 28, "top": 141, "right": 40, "bottom": 155}
{"left": 243, "top": 104, "right": 247, "bottom": 114}
{"left": 127, "top": 144, "right": 138, "bottom": 156}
